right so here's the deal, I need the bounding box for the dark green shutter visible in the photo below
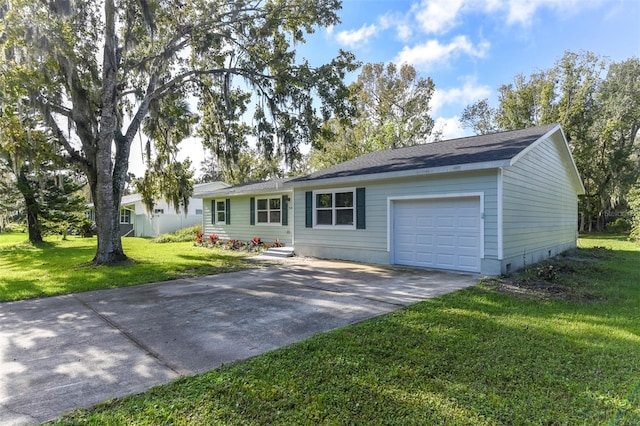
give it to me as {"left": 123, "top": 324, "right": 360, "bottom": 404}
{"left": 282, "top": 195, "right": 289, "bottom": 226}
{"left": 225, "top": 199, "right": 231, "bottom": 225}
{"left": 356, "top": 187, "right": 366, "bottom": 229}
{"left": 250, "top": 197, "right": 255, "bottom": 225}
{"left": 211, "top": 200, "right": 215, "bottom": 224}
{"left": 305, "top": 191, "right": 312, "bottom": 228}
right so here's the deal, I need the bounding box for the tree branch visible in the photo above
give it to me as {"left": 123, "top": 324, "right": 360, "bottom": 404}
{"left": 35, "top": 97, "right": 91, "bottom": 174}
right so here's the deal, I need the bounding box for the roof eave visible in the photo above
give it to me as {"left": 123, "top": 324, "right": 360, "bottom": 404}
{"left": 289, "top": 160, "right": 512, "bottom": 189}
{"left": 195, "top": 188, "right": 293, "bottom": 199}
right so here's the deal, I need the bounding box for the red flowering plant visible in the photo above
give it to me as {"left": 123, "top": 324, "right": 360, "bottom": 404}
{"left": 195, "top": 231, "right": 204, "bottom": 245}
{"left": 208, "top": 233, "right": 219, "bottom": 245}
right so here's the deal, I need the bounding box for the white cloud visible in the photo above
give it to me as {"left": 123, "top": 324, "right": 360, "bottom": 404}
{"left": 413, "top": 0, "right": 466, "bottom": 34}
{"left": 498, "top": 0, "right": 587, "bottom": 26}
{"left": 379, "top": 13, "right": 413, "bottom": 42}
{"left": 433, "top": 116, "right": 470, "bottom": 141}
{"left": 335, "top": 23, "right": 379, "bottom": 48}
{"left": 430, "top": 78, "right": 492, "bottom": 114}
{"left": 395, "top": 36, "right": 490, "bottom": 71}
{"left": 405, "top": 0, "right": 591, "bottom": 35}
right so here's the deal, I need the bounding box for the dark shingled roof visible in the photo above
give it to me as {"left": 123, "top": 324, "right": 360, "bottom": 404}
{"left": 292, "top": 124, "right": 559, "bottom": 183}
{"left": 200, "top": 177, "right": 293, "bottom": 197}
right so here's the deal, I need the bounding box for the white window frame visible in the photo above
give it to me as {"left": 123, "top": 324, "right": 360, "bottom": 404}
{"left": 195, "top": 209, "right": 203, "bottom": 215}
{"left": 256, "top": 196, "right": 282, "bottom": 226}
{"left": 153, "top": 208, "right": 164, "bottom": 214}
{"left": 215, "top": 200, "right": 226, "bottom": 224}
{"left": 312, "top": 188, "right": 356, "bottom": 229}
{"left": 120, "top": 208, "right": 131, "bottom": 224}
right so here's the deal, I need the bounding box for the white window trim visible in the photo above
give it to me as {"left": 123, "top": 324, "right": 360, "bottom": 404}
{"left": 256, "top": 196, "right": 282, "bottom": 226}
{"left": 312, "top": 187, "right": 356, "bottom": 230}
{"left": 215, "top": 200, "right": 226, "bottom": 225}
{"left": 120, "top": 207, "right": 132, "bottom": 224}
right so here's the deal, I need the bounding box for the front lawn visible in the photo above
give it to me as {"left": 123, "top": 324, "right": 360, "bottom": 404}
{"left": 52, "top": 235, "right": 640, "bottom": 425}
{"left": 0, "top": 234, "right": 257, "bottom": 302}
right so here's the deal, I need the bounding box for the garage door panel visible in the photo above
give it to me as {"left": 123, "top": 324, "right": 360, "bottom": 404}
{"left": 416, "top": 253, "right": 433, "bottom": 264}
{"left": 393, "top": 197, "right": 481, "bottom": 273}
{"left": 416, "top": 216, "right": 434, "bottom": 227}
{"left": 458, "top": 216, "right": 478, "bottom": 229}
{"left": 436, "top": 216, "right": 455, "bottom": 228}
{"left": 436, "top": 235, "right": 455, "bottom": 248}
{"left": 435, "top": 254, "right": 455, "bottom": 268}
{"left": 458, "top": 236, "right": 479, "bottom": 249}
{"left": 458, "top": 255, "right": 479, "bottom": 268}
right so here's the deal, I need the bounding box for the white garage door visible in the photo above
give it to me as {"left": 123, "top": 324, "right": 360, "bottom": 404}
{"left": 393, "top": 197, "right": 481, "bottom": 273}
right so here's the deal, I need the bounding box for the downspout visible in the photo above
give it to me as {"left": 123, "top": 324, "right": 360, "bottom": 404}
{"left": 290, "top": 190, "right": 295, "bottom": 249}
{"left": 497, "top": 168, "right": 504, "bottom": 261}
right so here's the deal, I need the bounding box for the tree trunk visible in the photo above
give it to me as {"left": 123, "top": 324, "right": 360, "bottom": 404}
{"left": 91, "top": 0, "right": 127, "bottom": 265}
{"left": 25, "top": 201, "right": 42, "bottom": 244}
{"left": 16, "top": 167, "right": 43, "bottom": 244}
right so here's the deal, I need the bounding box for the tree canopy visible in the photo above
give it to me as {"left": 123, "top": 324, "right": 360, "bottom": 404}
{"left": 0, "top": 0, "right": 357, "bottom": 263}
{"left": 309, "top": 62, "right": 437, "bottom": 170}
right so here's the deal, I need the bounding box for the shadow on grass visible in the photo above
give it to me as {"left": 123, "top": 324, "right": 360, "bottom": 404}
{"left": 0, "top": 239, "right": 260, "bottom": 302}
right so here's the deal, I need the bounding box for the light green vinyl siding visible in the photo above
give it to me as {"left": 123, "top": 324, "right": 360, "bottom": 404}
{"left": 293, "top": 170, "right": 498, "bottom": 265}
{"left": 502, "top": 133, "right": 578, "bottom": 264}
{"left": 202, "top": 194, "right": 293, "bottom": 246}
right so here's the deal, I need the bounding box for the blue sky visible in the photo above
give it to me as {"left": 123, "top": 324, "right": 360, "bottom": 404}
{"left": 300, "top": 0, "right": 640, "bottom": 139}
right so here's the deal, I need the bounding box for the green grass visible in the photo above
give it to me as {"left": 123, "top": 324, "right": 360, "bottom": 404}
{"left": 0, "top": 232, "right": 30, "bottom": 247}
{"left": 0, "top": 233, "right": 257, "bottom": 301}
{"left": 50, "top": 235, "right": 640, "bottom": 425}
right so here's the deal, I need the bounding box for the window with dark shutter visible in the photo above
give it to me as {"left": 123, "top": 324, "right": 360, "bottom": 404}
{"left": 356, "top": 187, "right": 366, "bottom": 229}
{"left": 282, "top": 195, "right": 289, "bottom": 226}
{"left": 311, "top": 188, "right": 356, "bottom": 229}
{"left": 250, "top": 197, "right": 255, "bottom": 225}
{"left": 305, "top": 191, "right": 312, "bottom": 228}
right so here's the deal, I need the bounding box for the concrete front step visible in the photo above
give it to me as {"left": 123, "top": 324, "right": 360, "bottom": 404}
{"left": 262, "top": 247, "right": 295, "bottom": 258}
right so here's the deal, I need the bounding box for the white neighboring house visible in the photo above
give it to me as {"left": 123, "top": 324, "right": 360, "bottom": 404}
{"left": 87, "top": 181, "right": 229, "bottom": 237}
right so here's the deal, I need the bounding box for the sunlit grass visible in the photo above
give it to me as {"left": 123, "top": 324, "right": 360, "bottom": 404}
{"left": 51, "top": 235, "right": 640, "bottom": 425}
{"left": 0, "top": 234, "right": 257, "bottom": 301}
{"left": 0, "top": 232, "right": 29, "bottom": 247}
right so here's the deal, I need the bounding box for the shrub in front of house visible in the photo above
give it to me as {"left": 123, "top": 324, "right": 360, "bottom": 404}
{"left": 195, "top": 235, "right": 282, "bottom": 252}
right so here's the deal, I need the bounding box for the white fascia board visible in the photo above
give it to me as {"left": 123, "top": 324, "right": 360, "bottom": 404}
{"left": 289, "top": 160, "right": 511, "bottom": 190}
{"left": 556, "top": 126, "right": 586, "bottom": 194}
{"left": 198, "top": 189, "right": 293, "bottom": 199}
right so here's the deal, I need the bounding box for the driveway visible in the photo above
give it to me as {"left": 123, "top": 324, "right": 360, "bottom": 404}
{"left": 0, "top": 258, "right": 478, "bottom": 425}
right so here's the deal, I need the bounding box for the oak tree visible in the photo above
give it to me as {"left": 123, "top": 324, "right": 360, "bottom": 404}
{"left": 1, "top": 0, "right": 356, "bottom": 264}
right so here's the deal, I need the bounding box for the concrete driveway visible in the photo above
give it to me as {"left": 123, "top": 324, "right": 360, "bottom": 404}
{"left": 0, "top": 258, "right": 478, "bottom": 425}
